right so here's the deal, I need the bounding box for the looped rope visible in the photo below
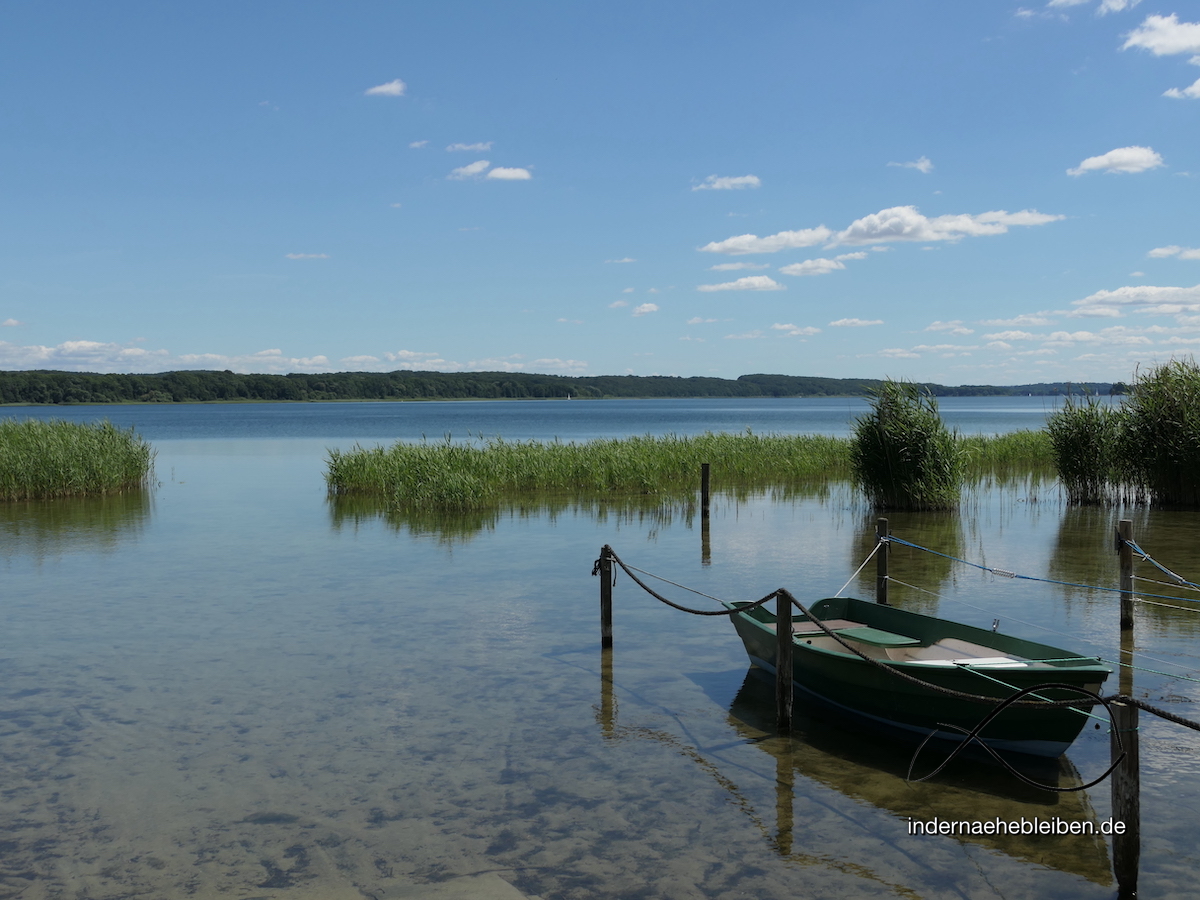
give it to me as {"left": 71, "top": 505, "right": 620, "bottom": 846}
{"left": 596, "top": 546, "right": 1200, "bottom": 732}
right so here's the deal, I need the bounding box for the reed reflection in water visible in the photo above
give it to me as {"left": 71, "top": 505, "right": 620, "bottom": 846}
{"left": 0, "top": 489, "right": 150, "bottom": 559}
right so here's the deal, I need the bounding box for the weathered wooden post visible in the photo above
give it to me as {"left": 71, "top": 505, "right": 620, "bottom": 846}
{"left": 701, "top": 514, "right": 712, "bottom": 568}
{"left": 876, "top": 517, "right": 890, "bottom": 605}
{"left": 599, "top": 544, "right": 614, "bottom": 650}
{"left": 776, "top": 590, "right": 794, "bottom": 733}
{"left": 701, "top": 462, "right": 711, "bottom": 519}
{"left": 1110, "top": 700, "right": 1140, "bottom": 898}
{"left": 1118, "top": 519, "right": 1134, "bottom": 630}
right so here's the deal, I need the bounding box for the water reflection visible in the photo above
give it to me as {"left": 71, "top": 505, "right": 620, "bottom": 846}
{"left": 1050, "top": 504, "right": 1200, "bottom": 637}
{"left": 0, "top": 490, "right": 150, "bottom": 558}
{"left": 725, "top": 671, "right": 1113, "bottom": 885}
{"left": 848, "top": 509, "right": 966, "bottom": 614}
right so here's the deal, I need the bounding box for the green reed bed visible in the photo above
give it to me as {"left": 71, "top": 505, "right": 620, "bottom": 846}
{"left": 1046, "top": 395, "right": 1128, "bottom": 504}
{"left": 326, "top": 428, "right": 1059, "bottom": 511}
{"left": 850, "top": 380, "right": 963, "bottom": 511}
{"left": 326, "top": 432, "right": 852, "bottom": 508}
{"left": 1122, "top": 359, "right": 1200, "bottom": 507}
{"left": 0, "top": 419, "right": 155, "bottom": 501}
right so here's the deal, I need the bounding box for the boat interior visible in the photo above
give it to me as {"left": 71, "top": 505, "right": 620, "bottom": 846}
{"left": 776, "top": 618, "right": 1053, "bottom": 668}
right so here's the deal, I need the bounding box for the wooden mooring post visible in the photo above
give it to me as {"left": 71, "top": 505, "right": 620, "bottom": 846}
{"left": 776, "top": 590, "right": 794, "bottom": 733}
{"left": 1110, "top": 700, "right": 1140, "bottom": 898}
{"left": 1117, "top": 519, "right": 1134, "bottom": 630}
{"left": 599, "top": 544, "right": 614, "bottom": 650}
{"left": 876, "top": 517, "right": 890, "bottom": 605}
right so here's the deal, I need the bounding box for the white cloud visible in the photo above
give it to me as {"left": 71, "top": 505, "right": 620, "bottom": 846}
{"left": 1165, "top": 78, "right": 1200, "bottom": 99}
{"left": 448, "top": 160, "right": 491, "bottom": 180}
{"left": 836, "top": 251, "right": 869, "bottom": 261}
{"left": 285, "top": 253, "right": 329, "bottom": 260}
{"left": 693, "top": 175, "right": 761, "bottom": 191}
{"left": 687, "top": 317, "right": 718, "bottom": 324}
{"left": 829, "top": 318, "right": 883, "bottom": 327}
{"left": 925, "top": 320, "right": 975, "bottom": 335}
{"left": 724, "top": 330, "right": 765, "bottom": 340}
{"left": 1123, "top": 14, "right": 1200, "bottom": 56}
{"left": 983, "top": 330, "right": 1038, "bottom": 340}
{"left": 487, "top": 167, "right": 532, "bottom": 181}
{"left": 699, "top": 227, "right": 833, "bottom": 255}
{"left": 409, "top": 140, "right": 429, "bottom": 149}
{"left": 621, "top": 288, "right": 635, "bottom": 293}
{"left": 779, "top": 258, "right": 846, "bottom": 277}
{"left": 878, "top": 348, "right": 920, "bottom": 358}
{"left": 2, "top": 319, "right": 20, "bottom": 327}
{"left": 771, "top": 323, "right": 821, "bottom": 336}
{"left": 697, "top": 275, "right": 785, "bottom": 292}
{"left": 365, "top": 79, "right": 406, "bottom": 97}
{"left": 609, "top": 300, "right": 629, "bottom": 308}
{"left": 708, "top": 262, "right": 769, "bottom": 271}
{"left": 1150, "top": 245, "right": 1200, "bottom": 259}
{"left": 606, "top": 257, "right": 636, "bottom": 264}
{"left": 887, "top": 156, "right": 934, "bottom": 174}
{"left": 979, "top": 314, "right": 1053, "bottom": 326}
{"left": 556, "top": 318, "right": 583, "bottom": 324}
{"left": 1072, "top": 283, "right": 1200, "bottom": 314}
{"left": 1047, "top": 0, "right": 1090, "bottom": 7}
{"left": 468, "top": 355, "right": 526, "bottom": 372}
{"left": 835, "top": 206, "right": 1064, "bottom": 244}
{"left": 632, "top": 303, "right": 659, "bottom": 317}
{"left": 447, "top": 142, "right": 493, "bottom": 152}
{"left": 1067, "top": 145, "right": 1164, "bottom": 175}
{"left": 1098, "top": 0, "right": 1142, "bottom": 14}
{"left": 390, "top": 202, "right": 402, "bottom": 208}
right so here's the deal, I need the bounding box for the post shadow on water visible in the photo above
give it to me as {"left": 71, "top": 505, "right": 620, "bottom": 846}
{"left": 596, "top": 654, "right": 1115, "bottom": 889}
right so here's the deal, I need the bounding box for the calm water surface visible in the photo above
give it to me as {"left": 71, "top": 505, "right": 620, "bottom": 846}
{"left": 1, "top": 399, "right": 1197, "bottom": 900}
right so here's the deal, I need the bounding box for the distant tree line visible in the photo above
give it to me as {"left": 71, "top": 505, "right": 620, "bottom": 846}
{"left": 0, "top": 369, "right": 1118, "bottom": 405}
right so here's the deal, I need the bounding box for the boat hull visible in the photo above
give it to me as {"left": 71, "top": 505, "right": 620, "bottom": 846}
{"left": 726, "top": 596, "right": 1111, "bottom": 758}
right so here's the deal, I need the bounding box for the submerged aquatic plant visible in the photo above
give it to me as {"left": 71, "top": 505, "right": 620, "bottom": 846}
{"left": 849, "top": 380, "right": 962, "bottom": 511}
{"left": 0, "top": 419, "right": 155, "bottom": 501}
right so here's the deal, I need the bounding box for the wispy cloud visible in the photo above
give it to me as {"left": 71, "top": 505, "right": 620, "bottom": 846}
{"left": 835, "top": 206, "right": 1063, "bottom": 245}
{"left": 699, "top": 227, "right": 833, "bottom": 255}
{"left": 697, "top": 275, "right": 784, "bottom": 292}
{"left": 447, "top": 142, "right": 493, "bottom": 152}
{"left": 887, "top": 156, "right": 934, "bottom": 174}
{"left": 779, "top": 258, "right": 847, "bottom": 277}
{"left": 708, "top": 262, "right": 769, "bottom": 271}
{"left": 1149, "top": 245, "right": 1200, "bottom": 259}
{"left": 632, "top": 303, "right": 659, "bottom": 317}
{"left": 285, "top": 253, "right": 329, "bottom": 260}
{"left": 829, "top": 318, "right": 883, "bottom": 327}
{"left": 609, "top": 300, "right": 629, "bottom": 308}
{"left": 409, "top": 140, "right": 429, "bottom": 149}
{"left": 771, "top": 323, "right": 821, "bottom": 336}
{"left": 693, "top": 174, "right": 761, "bottom": 191}
{"left": 1165, "top": 77, "right": 1200, "bottom": 99}
{"left": 2, "top": 319, "right": 21, "bottom": 327}
{"left": 364, "top": 79, "right": 406, "bottom": 97}
{"left": 925, "top": 320, "right": 975, "bottom": 335}
{"left": 448, "top": 160, "right": 490, "bottom": 180}
{"left": 1067, "top": 145, "right": 1164, "bottom": 175}
{"left": 606, "top": 257, "right": 636, "bottom": 264}
{"left": 687, "top": 317, "right": 718, "bottom": 324}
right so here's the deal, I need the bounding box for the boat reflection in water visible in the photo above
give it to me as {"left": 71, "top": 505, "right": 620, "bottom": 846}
{"left": 726, "top": 669, "right": 1112, "bottom": 885}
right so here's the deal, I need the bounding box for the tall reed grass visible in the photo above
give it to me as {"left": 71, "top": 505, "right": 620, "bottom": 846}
{"left": 1045, "top": 395, "right": 1127, "bottom": 504}
{"left": 326, "top": 432, "right": 852, "bottom": 509}
{"left": 849, "top": 380, "right": 962, "bottom": 510}
{"left": 1122, "top": 359, "right": 1200, "bottom": 507}
{"left": 0, "top": 419, "right": 155, "bottom": 500}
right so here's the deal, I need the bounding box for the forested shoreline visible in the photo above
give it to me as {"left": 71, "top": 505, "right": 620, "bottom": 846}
{"left": 0, "top": 369, "right": 1119, "bottom": 405}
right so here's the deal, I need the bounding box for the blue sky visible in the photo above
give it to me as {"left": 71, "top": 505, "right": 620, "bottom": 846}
{"left": 2, "top": 1, "right": 1198, "bottom": 385}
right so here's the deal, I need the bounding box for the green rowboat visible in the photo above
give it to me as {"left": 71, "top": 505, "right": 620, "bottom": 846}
{"left": 723, "top": 596, "right": 1111, "bottom": 758}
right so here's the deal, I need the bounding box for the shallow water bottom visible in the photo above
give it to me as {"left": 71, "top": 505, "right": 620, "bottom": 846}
{"left": 3, "top": 443, "right": 1200, "bottom": 899}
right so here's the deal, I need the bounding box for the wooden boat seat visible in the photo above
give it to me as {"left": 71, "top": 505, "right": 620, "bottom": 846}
{"left": 890, "top": 637, "right": 1030, "bottom": 668}
{"left": 788, "top": 619, "right": 920, "bottom": 648}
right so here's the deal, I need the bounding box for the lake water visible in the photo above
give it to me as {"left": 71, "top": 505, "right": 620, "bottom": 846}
{"left": 1, "top": 397, "right": 1197, "bottom": 900}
